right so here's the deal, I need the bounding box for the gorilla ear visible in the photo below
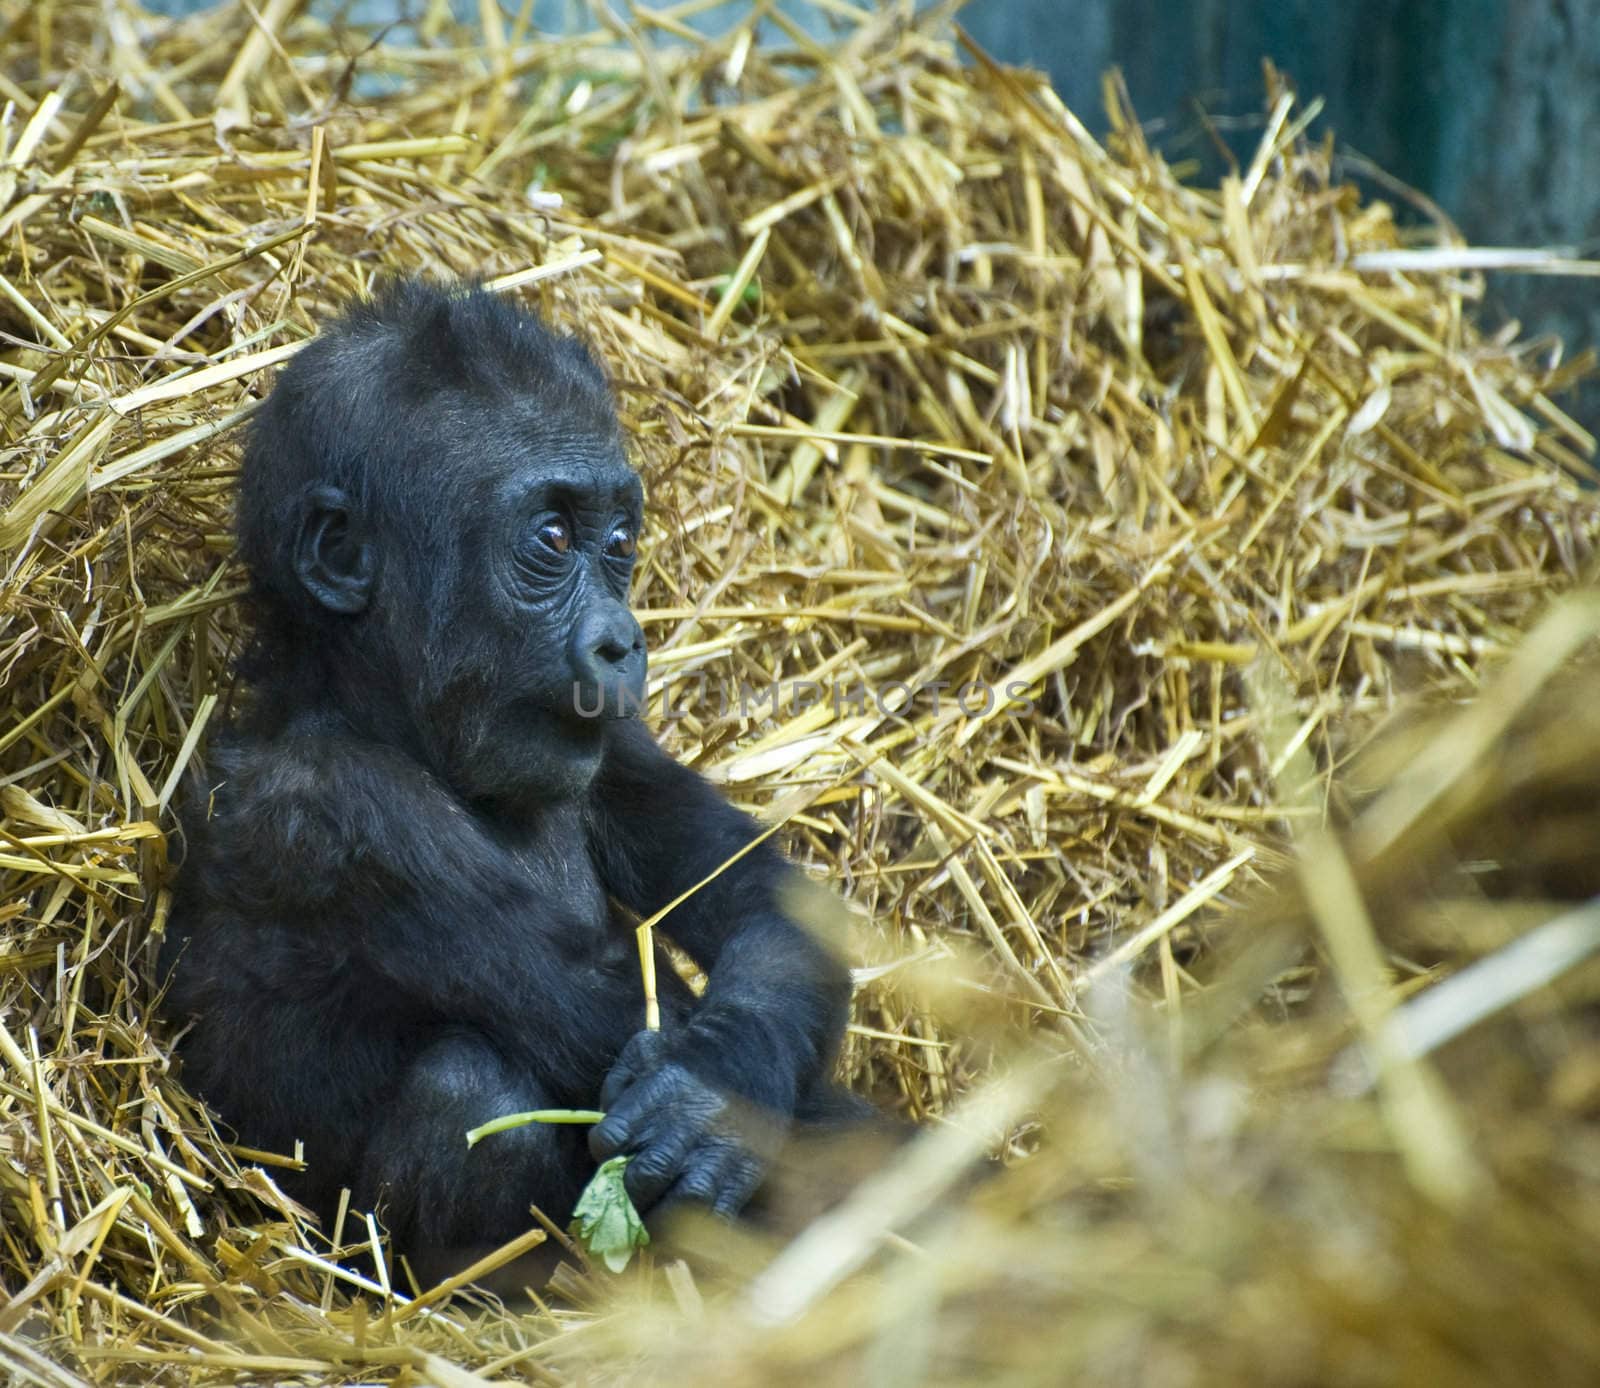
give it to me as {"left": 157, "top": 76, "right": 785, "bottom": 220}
{"left": 293, "top": 486, "right": 374, "bottom": 615}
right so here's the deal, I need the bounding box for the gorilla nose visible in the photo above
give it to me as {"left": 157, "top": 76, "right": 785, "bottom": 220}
{"left": 577, "top": 609, "right": 641, "bottom": 670}
{"left": 570, "top": 607, "right": 646, "bottom": 718}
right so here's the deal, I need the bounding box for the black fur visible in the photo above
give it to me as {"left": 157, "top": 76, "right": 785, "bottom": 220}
{"left": 160, "top": 281, "right": 859, "bottom": 1272}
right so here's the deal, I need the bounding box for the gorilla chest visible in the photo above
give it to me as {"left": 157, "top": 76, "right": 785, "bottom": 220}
{"left": 503, "top": 809, "right": 621, "bottom": 965}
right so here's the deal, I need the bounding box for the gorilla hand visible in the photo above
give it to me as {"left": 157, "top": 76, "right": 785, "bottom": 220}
{"left": 589, "top": 1030, "right": 786, "bottom": 1217}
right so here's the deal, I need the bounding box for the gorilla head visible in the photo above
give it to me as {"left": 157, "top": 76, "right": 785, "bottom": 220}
{"left": 236, "top": 280, "right": 647, "bottom": 808}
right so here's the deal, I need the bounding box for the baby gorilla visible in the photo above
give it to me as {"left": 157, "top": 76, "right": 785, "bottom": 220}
{"left": 160, "top": 280, "right": 861, "bottom": 1279}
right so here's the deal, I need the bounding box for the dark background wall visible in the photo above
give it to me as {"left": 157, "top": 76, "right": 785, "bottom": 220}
{"left": 137, "top": 0, "right": 1600, "bottom": 420}
{"left": 964, "top": 0, "right": 1600, "bottom": 421}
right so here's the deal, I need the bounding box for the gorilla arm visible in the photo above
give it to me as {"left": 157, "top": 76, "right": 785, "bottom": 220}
{"left": 582, "top": 717, "right": 855, "bottom": 1213}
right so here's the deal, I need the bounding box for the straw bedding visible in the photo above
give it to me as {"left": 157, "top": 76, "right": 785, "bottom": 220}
{"left": 3, "top": 1, "right": 1600, "bottom": 1382}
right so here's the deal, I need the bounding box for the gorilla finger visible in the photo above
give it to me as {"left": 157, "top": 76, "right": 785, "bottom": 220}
{"left": 622, "top": 1131, "right": 696, "bottom": 1211}
{"left": 657, "top": 1143, "right": 742, "bottom": 1215}
{"left": 600, "top": 1030, "right": 669, "bottom": 1108}
{"left": 589, "top": 1073, "right": 674, "bottom": 1159}
{"left": 710, "top": 1155, "right": 763, "bottom": 1219}
{"left": 598, "top": 1070, "right": 632, "bottom": 1112}
{"left": 589, "top": 1110, "right": 638, "bottom": 1161}
{"left": 658, "top": 1169, "right": 719, "bottom": 1214}
{"left": 689, "top": 1141, "right": 762, "bottom": 1218}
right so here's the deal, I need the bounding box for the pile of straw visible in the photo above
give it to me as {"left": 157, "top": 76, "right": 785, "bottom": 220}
{"left": 3, "top": 1, "right": 1600, "bottom": 1382}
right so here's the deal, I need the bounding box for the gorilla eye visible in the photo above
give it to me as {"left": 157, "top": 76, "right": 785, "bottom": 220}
{"left": 537, "top": 519, "right": 572, "bottom": 554}
{"left": 605, "top": 526, "right": 636, "bottom": 560}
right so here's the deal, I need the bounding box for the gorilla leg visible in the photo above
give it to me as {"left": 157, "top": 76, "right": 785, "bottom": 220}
{"left": 358, "top": 1031, "right": 592, "bottom": 1286}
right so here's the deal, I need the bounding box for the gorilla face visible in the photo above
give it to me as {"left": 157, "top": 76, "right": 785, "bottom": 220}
{"left": 242, "top": 280, "right": 649, "bottom": 811}
{"left": 404, "top": 440, "right": 649, "bottom": 807}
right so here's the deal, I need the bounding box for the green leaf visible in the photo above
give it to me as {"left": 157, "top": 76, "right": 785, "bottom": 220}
{"left": 569, "top": 1155, "right": 649, "bottom": 1274}
{"left": 464, "top": 1109, "right": 605, "bottom": 1148}
{"left": 463, "top": 1111, "right": 648, "bottom": 1271}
